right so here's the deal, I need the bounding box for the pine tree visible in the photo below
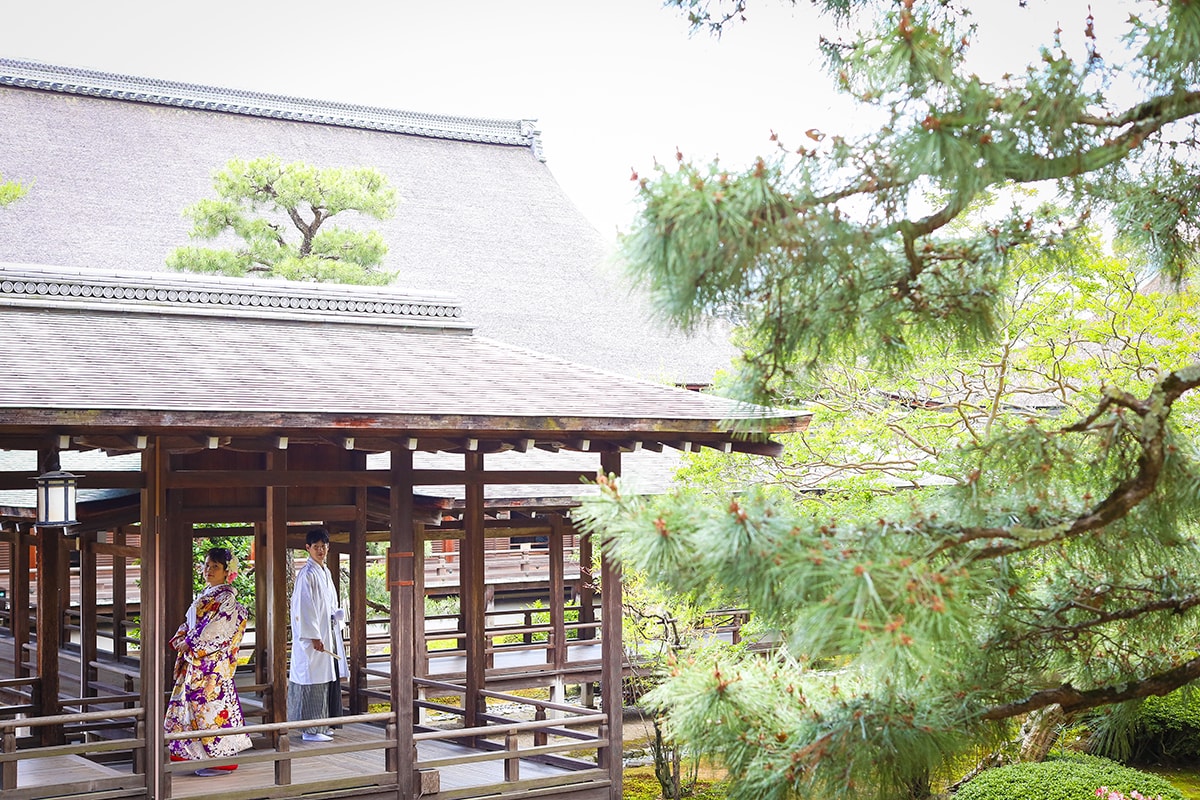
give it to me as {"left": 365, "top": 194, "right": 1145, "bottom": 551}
{"left": 168, "top": 156, "right": 397, "bottom": 285}
{"left": 578, "top": 3, "right": 1200, "bottom": 798}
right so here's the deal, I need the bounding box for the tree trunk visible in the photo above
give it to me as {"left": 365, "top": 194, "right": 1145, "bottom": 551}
{"left": 1019, "top": 703, "right": 1065, "bottom": 762}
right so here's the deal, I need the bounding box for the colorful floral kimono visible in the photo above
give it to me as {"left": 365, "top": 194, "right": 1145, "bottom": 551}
{"left": 163, "top": 583, "right": 253, "bottom": 761}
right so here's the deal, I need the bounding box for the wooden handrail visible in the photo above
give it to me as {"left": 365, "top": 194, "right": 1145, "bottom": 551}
{"left": 412, "top": 713, "right": 608, "bottom": 741}
{"left": 0, "top": 706, "right": 144, "bottom": 730}
{"left": 164, "top": 710, "right": 392, "bottom": 741}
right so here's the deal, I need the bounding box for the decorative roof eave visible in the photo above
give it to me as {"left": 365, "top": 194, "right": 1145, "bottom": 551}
{"left": 0, "top": 409, "right": 808, "bottom": 441}
{"left": 0, "top": 58, "right": 545, "bottom": 161}
{"left": 0, "top": 263, "right": 470, "bottom": 330}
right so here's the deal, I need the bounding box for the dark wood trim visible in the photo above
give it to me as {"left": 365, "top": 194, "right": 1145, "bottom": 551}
{"left": 0, "top": 471, "right": 145, "bottom": 491}
{"left": 0, "top": 409, "right": 809, "bottom": 436}
{"left": 349, "top": 485, "right": 368, "bottom": 715}
{"left": 79, "top": 530, "right": 98, "bottom": 702}
{"left": 549, "top": 515, "right": 566, "bottom": 672}
{"left": 389, "top": 447, "right": 416, "bottom": 800}
{"left": 265, "top": 450, "right": 289, "bottom": 729}
{"left": 111, "top": 528, "right": 128, "bottom": 660}
{"left": 12, "top": 523, "right": 30, "bottom": 678}
{"left": 598, "top": 450, "right": 623, "bottom": 800}
{"left": 35, "top": 522, "right": 63, "bottom": 744}
{"left": 141, "top": 440, "right": 168, "bottom": 799}
{"left": 462, "top": 452, "right": 486, "bottom": 732}
{"left": 411, "top": 470, "right": 596, "bottom": 486}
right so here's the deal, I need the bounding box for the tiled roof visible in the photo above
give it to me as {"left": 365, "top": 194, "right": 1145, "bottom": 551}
{"left": 0, "top": 264, "right": 803, "bottom": 436}
{"left": 0, "top": 58, "right": 543, "bottom": 157}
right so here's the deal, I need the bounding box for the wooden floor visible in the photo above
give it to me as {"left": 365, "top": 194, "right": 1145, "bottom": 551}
{"left": 10, "top": 722, "right": 603, "bottom": 800}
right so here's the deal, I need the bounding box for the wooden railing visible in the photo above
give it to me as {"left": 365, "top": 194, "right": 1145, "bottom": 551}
{"left": 411, "top": 678, "right": 610, "bottom": 799}
{"left": 163, "top": 710, "right": 398, "bottom": 799}
{"left": 0, "top": 706, "right": 145, "bottom": 793}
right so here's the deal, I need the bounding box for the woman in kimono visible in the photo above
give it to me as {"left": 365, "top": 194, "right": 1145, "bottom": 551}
{"left": 163, "top": 546, "right": 253, "bottom": 776}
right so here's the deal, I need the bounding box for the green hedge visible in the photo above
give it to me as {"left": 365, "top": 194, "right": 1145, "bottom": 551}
{"left": 953, "top": 754, "right": 1184, "bottom": 800}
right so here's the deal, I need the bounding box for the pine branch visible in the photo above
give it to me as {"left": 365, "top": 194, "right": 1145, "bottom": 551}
{"left": 981, "top": 655, "right": 1200, "bottom": 720}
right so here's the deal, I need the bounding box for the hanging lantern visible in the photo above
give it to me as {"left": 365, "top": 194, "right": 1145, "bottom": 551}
{"left": 34, "top": 470, "right": 80, "bottom": 527}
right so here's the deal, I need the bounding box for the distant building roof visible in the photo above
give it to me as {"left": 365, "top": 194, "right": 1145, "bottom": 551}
{"left": 0, "top": 58, "right": 735, "bottom": 386}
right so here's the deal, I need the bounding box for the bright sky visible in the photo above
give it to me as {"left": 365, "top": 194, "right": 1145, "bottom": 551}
{"left": 8, "top": 1, "right": 1123, "bottom": 236}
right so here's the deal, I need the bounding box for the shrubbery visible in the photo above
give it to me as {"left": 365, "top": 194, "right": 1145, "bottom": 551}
{"left": 1089, "top": 690, "right": 1200, "bottom": 765}
{"left": 953, "top": 754, "right": 1183, "bottom": 800}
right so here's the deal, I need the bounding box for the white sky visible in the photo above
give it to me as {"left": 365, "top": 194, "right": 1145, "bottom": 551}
{"left": 7, "top": 0, "right": 1125, "bottom": 236}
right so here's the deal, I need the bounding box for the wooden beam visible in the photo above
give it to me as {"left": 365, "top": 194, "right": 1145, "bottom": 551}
{"left": 411, "top": 469, "right": 595, "bottom": 486}
{"left": 165, "top": 469, "right": 391, "bottom": 489}
{"left": 0, "top": 471, "right": 145, "bottom": 490}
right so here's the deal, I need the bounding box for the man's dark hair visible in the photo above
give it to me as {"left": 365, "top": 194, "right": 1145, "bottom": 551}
{"left": 306, "top": 527, "right": 330, "bottom": 546}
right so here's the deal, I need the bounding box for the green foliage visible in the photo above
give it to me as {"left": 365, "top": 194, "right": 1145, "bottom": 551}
{"left": 0, "top": 174, "right": 29, "bottom": 207}
{"left": 1090, "top": 688, "right": 1200, "bottom": 766}
{"left": 168, "top": 156, "right": 397, "bottom": 285}
{"left": 587, "top": 3, "right": 1200, "bottom": 798}
{"left": 953, "top": 754, "right": 1185, "bottom": 800}
{"left": 627, "top": 2, "right": 1200, "bottom": 409}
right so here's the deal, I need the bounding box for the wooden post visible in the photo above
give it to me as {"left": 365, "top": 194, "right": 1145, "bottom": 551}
{"left": 598, "top": 450, "right": 624, "bottom": 800}
{"left": 12, "top": 524, "right": 30, "bottom": 678}
{"left": 549, "top": 514, "right": 567, "bottom": 670}
{"left": 412, "top": 523, "right": 427, "bottom": 681}
{"left": 141, "top": 440, "right": 169, "bottom": 800}
{"left": 504, "top": 729, "right": 520, "bottom": 782}
{"left": 462, "top": 452, "right": 486, "bottom": 732}
{"left": 578, "top": 532, "right": 595, "bottom": 642}
{"left": 350, "top": 485, "right": 368, "bottom": 714}
{"left": 390, "top": 447, "right": 416, "bottom": 800}
{"left": 79, "top": 529, "right": 98, "bottom": 699}
{"left": 164, "top": 499, "right": 189, "bottom": 692}
{"left": 274, "top": 728, "right": 291, "bottom": 786}
{"left": 112, "top": 527, "right": 128, "bottom": 660}
{"left": 35, "top": 521, "right": 63, "bottom": 744}
{"left": 254, "top": 521, "right": 269, "bottom": 689}
{"left": 2, "top": 728, "right": 16, "bottom": 791}
{"left": 265, "top": 450, "right": 290, "bottom": 732}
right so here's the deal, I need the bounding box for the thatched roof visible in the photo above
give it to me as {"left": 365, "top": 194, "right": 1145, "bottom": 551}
{"left": 0, "top": 58, "right": 734, "bottom": 386}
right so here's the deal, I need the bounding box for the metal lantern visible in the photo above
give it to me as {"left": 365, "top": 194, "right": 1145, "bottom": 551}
{"left": 34, "top": 470, "right": 80, "bottom": 527}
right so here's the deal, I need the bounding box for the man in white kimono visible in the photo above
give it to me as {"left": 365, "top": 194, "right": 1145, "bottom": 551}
{"left": 287, "top": 527, "right": 348, "bottom": 742}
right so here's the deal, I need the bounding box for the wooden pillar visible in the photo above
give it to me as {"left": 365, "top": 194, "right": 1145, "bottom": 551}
{"left": 389, "top": 448, "right": 416, "bottom": 800}
{"left": 253, "top": 521, "right": 269, "bottom": 687}
{"left": 141, "top": 440, "right": 169, "bottom": 800}
{"left": 349, "top": 486, "right": 368, "bottom": 714}
{"left": 34, "top": 524, "right": 62, "bottom": 743}
{"left": 163, "top": 500, "right": 190, "bottom": 691}
{"left": 598, "top": 451, "right": 624, "bottom": 800}
{"left": 577, "top": 532, "right": 595, "bottom": 641}
{"left": 549, "top": 514, "right": 567, "bottom": 670}
{"left": 412, "top": 523, "right": 427, "bottom": 681}
{"left": 79, "top": 530, "right": 98, "bottom": 699}
{"left": 112, "top": 527, "right": 128, "bottom": 660}
{"left": 11, "top": 525, "right": 30, "bottom": 678}
{"left": 461, "top": 452, "right": 486, "bottom": 730}
{"left": 265, "top": 450, "right": 289, "bottom": 728}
